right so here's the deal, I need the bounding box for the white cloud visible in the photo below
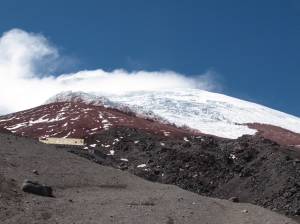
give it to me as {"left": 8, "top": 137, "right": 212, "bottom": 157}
{"left": 0, "top": 29, "right": 222, "bottom": 115}
{"left": 0, "top": 29, "right": 58, "bottom": 79}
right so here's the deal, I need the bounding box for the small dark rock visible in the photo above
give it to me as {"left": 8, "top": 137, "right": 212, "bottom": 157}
{"left": 21, "top": 180, "right": 53, "bottom": 197}
{"left": 147, "top": 159, "right": 154, "bottom": 164}
{"left": 234, "top": 148, "right": 244, "bottom": 153}
{"left": 295, "top": 208, "right": 300, "bottom": 215}
{"left": 229, "top": 197, "right": 239, "bottom": 203}
{"left": 183, "top": 141, "right": 191, "bottom": 148}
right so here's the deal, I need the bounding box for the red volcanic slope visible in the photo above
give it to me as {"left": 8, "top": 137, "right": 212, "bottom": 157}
{"left": 247, "top": 123, "right": 300, "bottom": 147}
{"left": 0, "top": 102, "right": 202, "bottom": 140}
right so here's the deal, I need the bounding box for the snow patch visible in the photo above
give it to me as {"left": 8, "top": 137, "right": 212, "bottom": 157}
{"left": 164, "top": 132, "right": 170, "bottom": 136}
{"left": 229, "top": 154, "right": 236, "bottom": 159}
{"left": 63, "top": 131, "right": 72, "bottom": 138}
{"left": 6, "top": 122, "right": 27, "bottom": 130}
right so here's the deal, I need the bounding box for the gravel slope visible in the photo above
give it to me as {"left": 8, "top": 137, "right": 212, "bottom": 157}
{"left": 0, "top": 132, "right": 297, "bottom": 224}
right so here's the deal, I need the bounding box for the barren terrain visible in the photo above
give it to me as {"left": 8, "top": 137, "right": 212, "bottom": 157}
{"left": 0, "top": 131, "right": 297, "bottom": 224}
{"left": 74, "top": 126, "right": 300, "bottom": 222}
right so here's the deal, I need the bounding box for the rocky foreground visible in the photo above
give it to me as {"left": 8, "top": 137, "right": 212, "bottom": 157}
{"left": 0, "top": 130, "right": 298, "bottom": 224}
{"left": 71, "top": 126, "right": 300, "bottom": 223}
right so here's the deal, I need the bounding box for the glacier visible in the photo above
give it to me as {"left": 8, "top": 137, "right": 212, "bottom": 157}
{"left": 99, "top": 89, "right": 300, "bottom": 139}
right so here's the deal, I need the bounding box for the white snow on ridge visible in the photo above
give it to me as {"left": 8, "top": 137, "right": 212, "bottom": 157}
{"left": 28, "top": 115, "right": 49, "bottom": 124}
{"left": 45, "top": 91, "right": 112, "bottom": 108}
{"left": 100, "top": 89, "right": 300, "bottom": 139}
{"left": 46, "top": 91, "right": 171, "bottom": 125}
{"left": 6, "top": 122, "right": 27, "bottom": 130}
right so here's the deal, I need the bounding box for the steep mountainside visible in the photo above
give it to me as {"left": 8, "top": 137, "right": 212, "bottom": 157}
{"left": 0, "top": 102, "right": 202, "bottom": 140}
{"left": 45, "top": 91, "right": 175, "bottom": 126}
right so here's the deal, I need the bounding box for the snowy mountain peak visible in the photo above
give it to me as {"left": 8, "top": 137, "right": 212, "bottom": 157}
{"left": 44, "top": 88, "right": 300, "bottom": 141}
{"left": 99, "top": 88, "right": 300, "bottom": 139}
{"left": 1, "top": 88, "right": 300, "bottom": 146}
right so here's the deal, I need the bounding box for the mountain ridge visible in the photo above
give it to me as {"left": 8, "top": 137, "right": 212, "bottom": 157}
{"left": 0, "top": 89, "right": 299, "bottom": 146}
{"left": 0, "top": 101, "right": 205, "bottom": 140}
{"left": 44, "top": 91, "right": 181, "bottom": 128}
{"left": 43, "top": 89, "right": 300, "bottom": 146}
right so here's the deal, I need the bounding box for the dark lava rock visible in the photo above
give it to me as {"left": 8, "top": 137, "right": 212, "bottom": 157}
{"left": 22, "top": 180, "right": 53, "bottom": 197}
{"left": 229, "top": 197, "right": 239, "bottom": 203}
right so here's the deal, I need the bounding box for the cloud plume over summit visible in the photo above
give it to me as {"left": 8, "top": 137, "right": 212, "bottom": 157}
{"left": 0, "top": 29, "right": 222, "bottom": 114}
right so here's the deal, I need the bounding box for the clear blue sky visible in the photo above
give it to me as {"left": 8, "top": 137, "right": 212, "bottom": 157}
{"left": 1, "top": 0, "right": 300, "bottom": 117}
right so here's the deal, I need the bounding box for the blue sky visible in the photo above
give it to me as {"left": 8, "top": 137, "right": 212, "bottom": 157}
{"left": 0, "top": 0, "right": 300, "bottom": 117}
